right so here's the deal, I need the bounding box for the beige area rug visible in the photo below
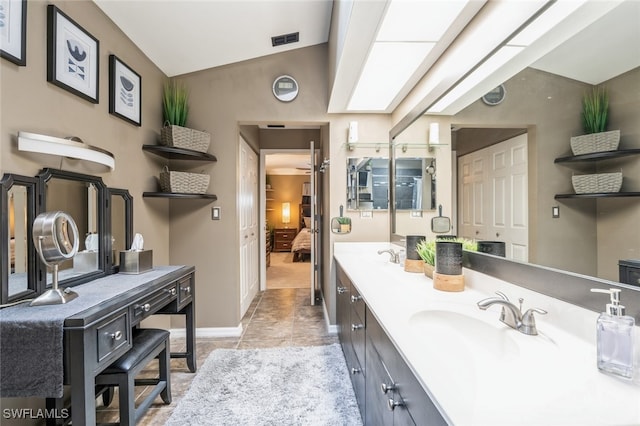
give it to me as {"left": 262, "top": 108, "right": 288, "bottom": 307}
{"left": 267, "top": 252, "right": 311, "bottom": 289}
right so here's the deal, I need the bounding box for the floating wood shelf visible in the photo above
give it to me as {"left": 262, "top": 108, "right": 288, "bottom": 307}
{"left": 554, "top": 192, "right": 640, "bottom": 199}
{"left": 142, "top": 145, "right": 217, "bottom": 162}
{"left": 142, "top": 192, "right": 218, "bottom": 200}
{"left": 554, "top": 149, "right": 640, "bottom": 164}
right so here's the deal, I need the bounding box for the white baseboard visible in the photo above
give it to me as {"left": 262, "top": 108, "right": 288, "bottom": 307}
{"left": 322, "top": 299, "right": 338, "bottom": 335}
{"left": 170, "top": 325, "right": 243, "bottom": 339}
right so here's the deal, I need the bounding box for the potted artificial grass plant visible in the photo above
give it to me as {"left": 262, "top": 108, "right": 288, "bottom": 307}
{"left": 416, "top": 238, "right": 478, "bottom": 279}
{"left": 570, "top": 86, "right": 619, "bottom": 155}
{"left": 160, "top": 81, "right": 210, "bottom": 153}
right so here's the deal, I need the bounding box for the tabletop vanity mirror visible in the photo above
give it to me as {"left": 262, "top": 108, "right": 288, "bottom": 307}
{"left": 1, "top": 175, "right": 39, "bottom": 305}
{"left": 1, "top": 169, "right": 134, "bottom": 304}
{"left": 346, "top": 157, "right": 389, "bottom": 211}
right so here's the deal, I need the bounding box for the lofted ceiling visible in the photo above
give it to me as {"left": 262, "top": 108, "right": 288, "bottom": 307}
{"left": 95, "top": 0, "right": 639, "bottom": 116}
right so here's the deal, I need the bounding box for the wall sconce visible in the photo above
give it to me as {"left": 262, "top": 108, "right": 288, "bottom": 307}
{"left": 428, "top": 122, "right": 440, "bottom": 151}
{"left": 347, "top": 121, "right": 358, "bottom": 151}
{"left": 18, "top": 131, "right": 115, "bottom": 171}
{"left": 282, "top": 202, "right": 291, "bottom": 226}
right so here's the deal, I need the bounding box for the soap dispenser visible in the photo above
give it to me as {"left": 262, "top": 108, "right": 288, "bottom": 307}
{"left": 591, "top": 288, "right": 635, "bottom": 379}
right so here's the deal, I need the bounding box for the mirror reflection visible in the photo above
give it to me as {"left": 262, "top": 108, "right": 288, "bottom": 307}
{"left": 331, "top": 217, "right": 352, "bottom": 234}
{"left": 42, "top": 170, "right": 104, "bottom": 285}
{"left": 7, "top": 185, "right": 29, "bottom": 297}
{"left": 346, "top": 157, "right": 389, "bottom": 210}
{"left": 395, "top": 157, "right": 436, "bottom": 211}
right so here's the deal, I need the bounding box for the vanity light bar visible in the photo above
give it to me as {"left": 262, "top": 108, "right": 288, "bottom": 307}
{"left": 18, "top": 131, "right": 115, "bottom": 171}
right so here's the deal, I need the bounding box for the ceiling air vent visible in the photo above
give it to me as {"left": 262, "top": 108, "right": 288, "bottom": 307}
{"left": 271, "top": 32, "right": 299, "bottom": 47}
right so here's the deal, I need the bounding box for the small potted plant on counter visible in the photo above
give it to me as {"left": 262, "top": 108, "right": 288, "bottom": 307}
{"left": 416, "top": 239, "right": 436, "bottom": 278}
{"left": 570, "top": 86, "right": 620, "bottom": 155}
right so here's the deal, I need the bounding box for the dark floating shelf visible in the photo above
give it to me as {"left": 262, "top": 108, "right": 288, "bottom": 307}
{"left": 554, "top": 149, "right": 640, "bottom": 163}
{"left": 555, "top": 192, "right": 640, "bottom": 199}
{"left": 143, "top": 192, "right": 218, "bottom": 200}
{"left": 142, "top": 145, "right": 217, "bottom": 162}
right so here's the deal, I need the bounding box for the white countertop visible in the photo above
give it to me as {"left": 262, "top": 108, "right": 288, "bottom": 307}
{"left": 334, "top": 242, "right": 640, "bottom": 426}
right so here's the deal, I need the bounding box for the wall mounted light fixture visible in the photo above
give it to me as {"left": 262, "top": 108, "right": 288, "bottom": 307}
{"left": 18, "top": 131, "right": 115, "bottom": 171}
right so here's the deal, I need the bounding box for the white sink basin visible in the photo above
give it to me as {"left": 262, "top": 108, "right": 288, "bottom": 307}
{"left": 409, "top": 308, "right": 519, "bottom": 361}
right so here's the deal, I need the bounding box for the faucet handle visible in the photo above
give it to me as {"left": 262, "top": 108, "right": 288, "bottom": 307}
{"left": 520, "top": 308, "right": 547, "bottom": 335}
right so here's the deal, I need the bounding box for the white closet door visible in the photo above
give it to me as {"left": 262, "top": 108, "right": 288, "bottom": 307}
{"left": 239, "top": 136, "right": 259, "bottom": 317}
{"left": 458, "top": 134, "right": 528, "bottom": 261}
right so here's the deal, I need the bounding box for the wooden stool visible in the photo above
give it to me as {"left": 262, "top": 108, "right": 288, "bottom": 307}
{"left": 96, "top": 328, "right": 171, "bottom": 425}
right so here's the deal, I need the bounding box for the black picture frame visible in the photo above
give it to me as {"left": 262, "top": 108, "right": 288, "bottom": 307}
{"left": 46, "top": 5, "right": 99, "bottom": 103}
{"left": 0, "top": 0, "right": 27, "bottom": 66}
{"left": 109, "top": 55, "right": 142, "bottom": 126}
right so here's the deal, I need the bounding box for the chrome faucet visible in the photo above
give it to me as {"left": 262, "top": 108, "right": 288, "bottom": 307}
{"left": 377, "top": 249, "right": 400, "bottom": 264}
{"left": 477, "top": 291, "right": 547, "bottom": 335}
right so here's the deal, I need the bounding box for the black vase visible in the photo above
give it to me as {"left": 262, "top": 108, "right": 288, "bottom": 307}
{"left": 406, "top": 235, "right": 425, "bottom": 260}
{"left": 435, "top": 241, "right": 462, "bottom": 275}
{"left": 477, "top": 241, "right": 506, "bottom": 257}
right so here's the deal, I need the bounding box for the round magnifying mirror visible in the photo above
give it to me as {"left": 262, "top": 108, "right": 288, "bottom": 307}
{"left": 30, "top": 211, "right": 80, "bottom": 306}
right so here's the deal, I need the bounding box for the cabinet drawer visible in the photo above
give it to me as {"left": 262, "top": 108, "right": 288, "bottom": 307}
{"left": 348, "top": 352, "right": 366, "bottom": 419}
{"left": 177, "top": 275, "right": 193, "bottom": 307}
{"left": 350, "top": 304, "right": 366, "bottom": 367}
{"left": 350, "top": 284, "right": 365, "bottom": 323}
{"left": 275, "top": 230, "right": 296, "bottom": 241}
{"left": 130, "top": 284, "right": 178, "bottom": 324}
{"left": 365, "top": 338, "right": 394, "bottom": 426}
{"left": 275, "top": 241, "right": 292, "bottom": 251}
{"left": 96, "top": 311, "right": 130, "bottom": 363}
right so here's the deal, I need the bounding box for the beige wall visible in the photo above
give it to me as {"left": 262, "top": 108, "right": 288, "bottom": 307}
{"left": 453, "top": 67, "right": 640, "bottom": 280}
{"left": 0, "top": 0, "right": 169, "bottom": 420}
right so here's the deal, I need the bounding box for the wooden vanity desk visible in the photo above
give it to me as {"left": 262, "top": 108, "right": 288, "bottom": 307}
{"left": 0, "top": 265, "right": 196, "bottom": 426}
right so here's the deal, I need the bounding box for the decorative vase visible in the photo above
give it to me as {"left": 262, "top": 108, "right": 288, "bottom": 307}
{"left": 406, "top": 235, "right": 425, "bottom": 260}
{"left": 477, "top": 241, "right": 506, "bottom": 257}
{"left": 435, "top": 241, "right": 462, "bottom": 275}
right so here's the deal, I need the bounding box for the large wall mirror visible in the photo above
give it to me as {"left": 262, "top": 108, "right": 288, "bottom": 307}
{"left": 346, "top": 157, "right": 389, "bottom": 210}
{"left": 390, "top": 3, "right": 639, "bottom": 286}
{"left": 38, "top": 169, "right": 107, "bottom": 287}
{"left": 1, "top": 175, "right": 39, "bottom": 304}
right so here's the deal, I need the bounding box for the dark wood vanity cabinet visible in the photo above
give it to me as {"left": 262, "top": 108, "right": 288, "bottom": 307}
{"left": 336, "top": 263, "right": 447, "bottom": 426}
{"left": 619, "top": 260, "right": 640, "bottom": 287}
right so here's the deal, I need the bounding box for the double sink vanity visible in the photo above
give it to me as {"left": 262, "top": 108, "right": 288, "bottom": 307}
{"left": 334, "top": 242, "right": 640, "bottom": 425}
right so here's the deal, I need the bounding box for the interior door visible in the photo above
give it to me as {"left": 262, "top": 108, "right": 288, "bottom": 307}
{"left": 239, "top": 136, "right": 259, "bottom": 316}
{"left": 309, "top": 141, "right": 317, "bottom": 306}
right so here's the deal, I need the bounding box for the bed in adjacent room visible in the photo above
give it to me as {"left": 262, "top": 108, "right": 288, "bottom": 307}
{"left": 291, "top": 204, "right": 311, "bottom": 262}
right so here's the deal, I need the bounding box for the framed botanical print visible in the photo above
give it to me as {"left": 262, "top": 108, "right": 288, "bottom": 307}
{"left": 109, "top": 55, "right": 142, "bottom": 126}
{"left": 0, "top": 0, "right": 27, "bottom": 66}
{"left": 47, "top": 5, "right": 99, "bottom": 103}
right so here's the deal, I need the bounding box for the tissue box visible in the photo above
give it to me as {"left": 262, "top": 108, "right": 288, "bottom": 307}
{"left": 74, "top": 251, "right": 99, "bottom": 273}
{"left": 119, "top": 250, "right": 153, "bottom": 274}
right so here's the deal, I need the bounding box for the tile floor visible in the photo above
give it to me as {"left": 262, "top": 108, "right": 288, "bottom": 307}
{"left": 96, "top": 287, "right": 337, "bottom": 424}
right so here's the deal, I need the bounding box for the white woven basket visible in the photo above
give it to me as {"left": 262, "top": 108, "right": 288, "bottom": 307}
{"left": 160, "top": 125, "right": 211, "bottom": 153}
{"left": 159, "top": 169, "right": 210, "bottom": 194}
{"left": 572, "top": 172, "right": 622, "bottom": 194}
{"left": 570, "top": 130, "right": 620, "bottom": 155}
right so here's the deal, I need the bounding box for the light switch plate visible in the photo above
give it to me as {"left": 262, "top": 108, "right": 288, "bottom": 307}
{"left": 552, "top": 206, "right": 560, "bottom": 218}
{"left": 212, "top": 207, "right": 221, "bottom": 220}
{"left": 360, "top": 211, "right": 372, "bottom": 218}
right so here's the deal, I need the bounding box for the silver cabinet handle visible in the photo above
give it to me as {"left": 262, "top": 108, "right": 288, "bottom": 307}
{"left": 351, "top": 367, "right": 361, "bottom": 375}
{"left": 387, "top": 398, "right": 404, "bottom": 411}
{"left": 167, "top": 288, "right": 177, "bottom": 296}
{"left": 380, "top": 383, "right": 396, "bottom": 394}
{"left": 110, "top": 331, "right": 123, "bottom": 341}
{"left": 143, "top": 303, "right": 151, "bottom": 312}
{"left": 351, "top": 295, "right": 362, "bottom": 303}
{"left": 337, "top": 286, "right": 347, "bottom": 294}
{"left": 182, "top": 286, "right": 191, "bottom": 293}
{"left": 351, "top": 323, "right": 363, "bottom": 331}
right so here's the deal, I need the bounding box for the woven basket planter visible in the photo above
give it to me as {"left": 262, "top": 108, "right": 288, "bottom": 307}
{"left": 160, "top": 125, "right": 211, "bottom": 153}
{"left": 570, "top": 130, "right": 620, "bottom": 155}
{"left": 159, "top": 169, "right": 210, "bottom": 194}
{"left": 572, "top": 172, "right": 622, "bottom": 194}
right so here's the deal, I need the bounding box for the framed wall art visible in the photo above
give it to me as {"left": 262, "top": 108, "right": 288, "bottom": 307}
{"left": 0, "top": 0, "right": 27, "bottom": 66}
{"left": 109, "top": 55, "right": 141, "bottom": 126}
{"left": 47, "top": 5, "right": 99, "bottom": 103}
